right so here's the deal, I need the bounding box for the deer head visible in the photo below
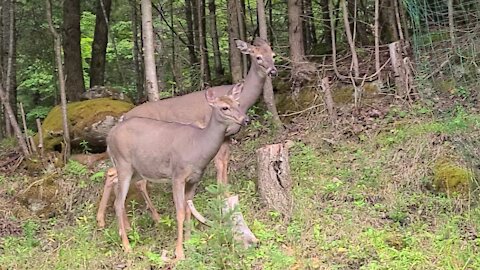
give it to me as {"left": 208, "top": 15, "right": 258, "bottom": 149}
{"left": 235, "top": 38, "right": 277, "bottom": 77}
{"left": 206, "top": 83, "right": 249, "bottom": 126}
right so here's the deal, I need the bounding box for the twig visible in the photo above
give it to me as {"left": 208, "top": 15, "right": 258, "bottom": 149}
{"left": 19, "top": 102, "right": 32, "bottom": 155}
{"left": 280, "top": 105, "right": 326, "bottom": 117}
{"left": 10, "top": 155, "right": 24, "bottom": 172}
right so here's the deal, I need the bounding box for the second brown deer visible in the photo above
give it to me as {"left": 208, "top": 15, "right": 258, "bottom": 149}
{"left": 106, "top": 84, "right": 248, "bottom": 259}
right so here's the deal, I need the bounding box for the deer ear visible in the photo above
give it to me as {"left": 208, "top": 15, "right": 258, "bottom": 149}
{"left": 228, "top": 83, "right": 243, "bottom": 102}
{"left": 205, "top": 89, "right": 216, "bottom": 105}
{"left": 235, "top": 39, "right": 253, "bottom": 55}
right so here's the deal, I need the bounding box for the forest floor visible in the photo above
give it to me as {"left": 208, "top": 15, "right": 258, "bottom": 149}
{"left": 1, "top": 94, "right": 480, "bottom": 269}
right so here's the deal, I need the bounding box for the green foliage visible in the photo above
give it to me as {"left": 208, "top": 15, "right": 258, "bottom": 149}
{"left": 64, "top": 160, "right": 88, "bottom": 177}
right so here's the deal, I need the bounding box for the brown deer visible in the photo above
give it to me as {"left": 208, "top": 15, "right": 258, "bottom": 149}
{"left": 106, "top": 84, "right": 248, "bottom": 258}
{"left": 97, "top": 38, "right": 277, "bottom": 227}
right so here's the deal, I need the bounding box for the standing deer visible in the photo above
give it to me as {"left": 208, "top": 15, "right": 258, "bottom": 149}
{"left": 97, "top": 37, "right": 277, "bottom": 230}
{"left": 107, "top": 84, "right": 248, "bottom": 258}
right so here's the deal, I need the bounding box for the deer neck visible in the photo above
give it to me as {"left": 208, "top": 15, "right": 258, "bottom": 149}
{"left": 196, "top": 113, "right": 228, "bottom": 155}
{"left": 239, "top": 59, "right": 267, "bottom": 112}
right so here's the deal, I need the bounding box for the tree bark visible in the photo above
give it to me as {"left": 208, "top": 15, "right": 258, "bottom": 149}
{"left": 320, "top": 0, "right": 332, "bottom": 51}
{"left": 130, "top": 0, "right": 144, "bottom": 102}
{"left": 184, "top": 0, "right": 198, "bottom": 67}
{"left": 257, "top": 0, "right": 283, "bottom": 130}
{"left": 208, "top": 0, "right": 224, "bottom": 77}
{"left": 256, "top": 143, "right": 293, "bottom": 219}
{"left": 288, "top": 0, "right": 305, "bottom": 66}
{"left": 341, "top": 0, "right": 359, "bottom": 77}
{"left": 236, "top": 0, "right": 247, "bottom": 78}
{"left": 63, "top": 0, "right": 85, "bottom": 101}
{"left": 379, "top": 0, "right": 399, "bottom": 43}
{"left": 197, "top": 0, "right": 210, "bottom": 86}
{"left": 1, "top": 0, "right": 17, "bottom": 137}
{"left": 154, "top": 9, "right": 166, "bottom": 92}
{"left": 47, "top": 0, "right": 71, "bottom": 160}
{"left": 227, "top": 0, "right": 243, "bottom": 82}
{"left": 89, "top": 0, "right": 112, "bottom": 88}
{"left": 141, "top": 0, "right": 159, "bottom": 101}
{"left": 303, "top": 0, "right": 317, "bottom": 53}
{"left": 0, "top": 0, "right": 28, "bottom": 156}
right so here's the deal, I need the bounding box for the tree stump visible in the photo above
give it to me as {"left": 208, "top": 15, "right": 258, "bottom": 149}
{"left": 256, "top": 143, "right": 293, "bottom": 219}
{"left": 388, "top": 41, "right": 414, "bottom": 98}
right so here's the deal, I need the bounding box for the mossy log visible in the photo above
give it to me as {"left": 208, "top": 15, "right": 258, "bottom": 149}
{"left": 36, "top": 98, "right": 134, "bottom": 152}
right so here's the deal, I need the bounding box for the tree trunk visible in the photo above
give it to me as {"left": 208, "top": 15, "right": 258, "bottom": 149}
{"left": 303, "top": 0, "right": 317, "bottom": 53}
{"left": 227, "top": 0, "right": 243, "bottom": 82}
{"left": 1, "top": 0, "right": 17, "bottom": 137}
{"left": 208, "top": 0, "right": 224, "bottom": 77}
{"left": 341, "top": 0, "right": 359, "bottom": 77}
{"left": 197, "top": 0, "right": 210, "bottom": 86}
{"left": 154, "top": 10, "right": 166, "bottom": 92}
{"left": 379, "top": 0, "right": 399, "bottom": 43}
{"left": 89, "top": 0, "right": 112, "bottom": 88}
{"left": 47, "top": 0, "right": 71, "bottom": 160}
{"left": 236, "top": 0, "right": 248, "bottom": 78}
{"left": 184, "top": 0, "right": 198, "bottom": 67}
{"left": 288, "top": 0, "right": 305, "bottom": 66}
{"left": 141, "top": 0, "right": 159, "bottom": 101}
{"left": 256, "top": 143, "right": 293, "bottom": 219}
{"left": 63, "top": 0, "right": 85, "bottom": 101}
{"left": 320, "top": 0, "right": 332, "bottom": 51}
{"left": 257, "top": 0, "right": 283, "bottom": 130}
{"left": 130, "top": 0, "right": 144, "bottom": 102}
{"left": 0, "top": 0, "right": 28, "bottom": 156}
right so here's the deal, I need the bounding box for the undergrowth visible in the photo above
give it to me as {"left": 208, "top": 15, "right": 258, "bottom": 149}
{"left": 1, "top": 110, "right": 479, "bottom": 269}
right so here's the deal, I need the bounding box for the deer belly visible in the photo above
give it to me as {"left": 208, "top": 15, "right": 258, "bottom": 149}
{"left": 141, "top": 176, "right": 171, "bottom": 184}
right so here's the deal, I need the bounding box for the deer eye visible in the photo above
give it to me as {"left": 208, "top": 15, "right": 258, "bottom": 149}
{"left": 221, "top": 106, "right": 229, "bottom": 111}
{"left": 256, "top": 56, "right": 262, "bottom": 61}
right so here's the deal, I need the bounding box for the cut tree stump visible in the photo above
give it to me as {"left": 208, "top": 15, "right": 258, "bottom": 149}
{"left": 256, "top": 143, "right": 293, "bottom": 219}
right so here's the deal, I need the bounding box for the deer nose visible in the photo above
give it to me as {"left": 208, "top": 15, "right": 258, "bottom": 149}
{"left": 268, "top": 67, "right": 278, "bottom": 77}
{"left": 242, "top": 116, "right": 250, "bottom": 126}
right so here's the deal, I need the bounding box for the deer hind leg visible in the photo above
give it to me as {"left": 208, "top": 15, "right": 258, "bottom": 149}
{"left": 96, "top": 167, "right": 117, "bottom": 228}
{"left": 172, "top": 175, "right": 187, "bottom": 260}
{"left": 114, "top": 165, "right": 134, "bottom": 252}
{"left": 214, "top": 141, "right": 230, "bottom": 185}
{"left": 134, "top": 179, "right": 160, "bottom": 223}
{"left": 184, "top": 181, "right": 200, "bottom": 240}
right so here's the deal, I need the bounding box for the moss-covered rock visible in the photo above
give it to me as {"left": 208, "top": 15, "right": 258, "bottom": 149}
{"left": 37, "top": 98, "right": 134, "bottom": 152}
{"left": 433, "top": 159, "right": 472, "bottom": 195}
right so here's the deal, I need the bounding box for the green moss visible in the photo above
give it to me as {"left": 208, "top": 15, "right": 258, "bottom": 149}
{"left": 433, "top": 159, "right": 472, "bottom": 194}
{"left": 38, "top": 98, "right": 134, "bottom": 150}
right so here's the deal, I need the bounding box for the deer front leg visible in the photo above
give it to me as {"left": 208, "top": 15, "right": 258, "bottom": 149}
{"left": 184, "top": 182, "right": 200, "bottom": 240}
{"left": 135, "top": 179, "right": 161, "bottom": 223}
{"left": 214, "top": 141, "right": 230, "bottom": 185}
{"left": 96, "top": 167, "right": 117, "bottom": 228}
{"left": 172, "top": 176, "right": 187, "bottom": 260}
{"left": 114, "top": 167, "right": 134, "bottom": 252}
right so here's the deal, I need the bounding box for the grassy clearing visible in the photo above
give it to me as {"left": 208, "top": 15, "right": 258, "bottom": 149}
{"left": 1, "top": 109, "right": 479, "bottom": 269}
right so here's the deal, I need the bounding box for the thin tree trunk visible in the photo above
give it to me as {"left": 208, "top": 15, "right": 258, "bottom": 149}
{"left": 328, "top": 0, "right": 346, "bottom": 80}
{"left": 341, "top": 0, "right": 359, "bottom": 77}
{"left": 0, "top": 0, "right": 27, "bottom": 155}
{"left": 288, "top": 0, "right": 305, "bottom": 66}
{"left": 197, "top": 0, "right": 210, "bottom": 86}
{"left": 1, "top": 0, "right": 16, "bottom": 137}
{"left": 448, "top": 0, "right": 455, "bottom": 47}
{"left": 208, "top": 0, "right": 224, "bottom": 77}
{"left": 130, "top": 0, "right": 144, "bottom": 102}
{"left": 374, "top": 0, "right": 380, "bottom": 76}
{"left": 90, "top": 0, "right": 112, "bottom": 88}
{"left": 185, "top": 0, "right": 198, "bottom": 67}
{"left": 171, "top": 0, "right": 183, "bottom": 92}
{"left": 257, "top": 0, "right": 283, "bottom": 130}
{"left": 303, "top": 0, "right": 316, "bottom": 53}
{"left": 154, "top": 6, "right": 166, "bottom": 91}
{"left": 63, "top": 0, "right": 85, "bottom": 101}
{"left": 320, "top": 0, "right": 332, "bottom": 51}
{"left": 141, "top": 0, "right": 160, "bottom": 101}
{"left": 46, "top": 0, "right": 71, "bottom": 160}
{"left": 236, "top": 0, "right": 247, "bottom": 78}
{"left": 227, "top": 0, "right": 243, "bottom": 82}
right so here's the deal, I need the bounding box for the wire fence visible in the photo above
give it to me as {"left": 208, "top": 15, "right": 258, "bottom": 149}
{"left": 406, "top": 0, "right": 480, "bottom": 96}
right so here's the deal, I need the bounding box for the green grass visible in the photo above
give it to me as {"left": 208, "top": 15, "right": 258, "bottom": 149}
{"left": 1, "top": 111, "right": 480, "bottom": 269}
